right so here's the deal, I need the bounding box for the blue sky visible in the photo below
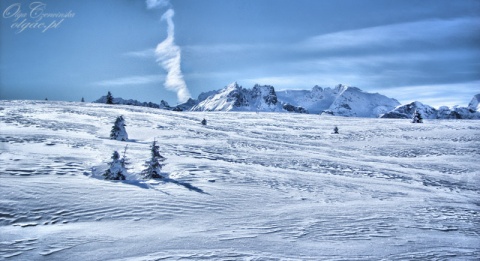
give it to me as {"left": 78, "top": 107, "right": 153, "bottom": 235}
{"left": 1, "top": 0, "right": 479, "bottom": 107}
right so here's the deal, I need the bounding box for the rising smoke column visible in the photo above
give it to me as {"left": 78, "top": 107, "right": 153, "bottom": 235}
{"left": 147, "top": 0, "right": 191, "bottom": 103}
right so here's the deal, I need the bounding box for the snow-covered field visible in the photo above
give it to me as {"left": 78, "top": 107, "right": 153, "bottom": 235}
{"left": 0, "top": 100, "right": 479, "bottom": 260}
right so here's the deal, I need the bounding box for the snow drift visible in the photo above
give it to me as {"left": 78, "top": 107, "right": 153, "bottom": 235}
{"left": 1, "top": 100, "right": 479, "bottom": 260}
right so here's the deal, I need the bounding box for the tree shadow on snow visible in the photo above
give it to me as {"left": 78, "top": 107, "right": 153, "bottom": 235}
{"left": 88, "top": 168, "right": 207, "bottom": 194}
{"left": 122, "top": 180, "right": 153, "bottom": 189}
{"left": 125, "top": 178, "right": 207, "bottom": 195}
{"left": 163, "top": 178, "right": 209, "bottom": 195}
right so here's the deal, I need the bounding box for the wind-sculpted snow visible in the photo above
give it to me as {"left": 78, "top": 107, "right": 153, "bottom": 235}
{"left": 0, "top": 100, "right": 479, "bottom": 260}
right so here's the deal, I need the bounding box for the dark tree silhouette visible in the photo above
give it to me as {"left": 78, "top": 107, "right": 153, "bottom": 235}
{"left": 412, "top": 110, "right": 423, "bottom": 123}
{"left": 106, "top": 91, "right": 114, "bottom": 104}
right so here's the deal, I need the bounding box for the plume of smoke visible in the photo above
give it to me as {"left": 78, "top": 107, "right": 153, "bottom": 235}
{"left": 147, "top": 1, "right": 191, "bottom": 103}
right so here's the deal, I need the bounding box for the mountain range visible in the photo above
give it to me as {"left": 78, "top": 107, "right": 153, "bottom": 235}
{"left": 94, "top": 83, "right": 480, "bottom": 119}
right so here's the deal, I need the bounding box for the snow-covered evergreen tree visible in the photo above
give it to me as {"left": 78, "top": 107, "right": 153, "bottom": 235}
{"left": 201, "top": 118, "right": 207, "bottom": 125}
{"left": 104, "top": 151, "right": 126, "bottom": 180}
{"left": 141, "top": 140, "right": 166, "bottom": 179}
{"left": 412, "top": 110, "right": 423, "bottom": 123}
{"left": 106, "top": 91, "right": 114, "bottom": 104}
{"left": 110, "top": 116, "right": 128, "bottom": 141}
{"left": 333, "top": 126, "right": 339, "bottom": 134}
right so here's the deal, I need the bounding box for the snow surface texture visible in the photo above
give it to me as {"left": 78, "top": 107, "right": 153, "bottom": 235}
{"left": 1, "top": 100, "right": 479, "bottom": 260}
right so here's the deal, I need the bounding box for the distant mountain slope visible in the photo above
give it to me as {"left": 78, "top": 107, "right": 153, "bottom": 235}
{"left": 188, "top": 82, "right": 399, "bottom": 117}
{"left": 190, "top": 82, "right": 306, "bottom": 113}
{"left": 92, "top": 84, "right": 478, "bottom": 120}
{"left": 276, "top": 85, "right": 344, "bottom": 114}
{"left": 381, "top": 94, "right": 480, "bottom": 119}
{"left": 324, "top": 85, "right": 400, "bottom": 117}
{"left": 94, "top": 96, "right": 173, "bottom": 110}
{"left": 380, "top": 101, "right": 438, "bottom": 119}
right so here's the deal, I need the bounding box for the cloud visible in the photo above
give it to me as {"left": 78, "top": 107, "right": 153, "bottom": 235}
{"left": 373, "top": 80, "right": 480, "bottom": 108}
{"left": 123, "top": 48, "right": 155, "bottom": 58}
{"left": 93, "top": 75, "right": 164, "bottom": 86}
{"left": 154, "top": 9, "right": 191, "bottom": 103}
{"left": 301, "top": 17, "right": 480, "bottom": 51}
{"left": 243, "top": 76, "right": 319, "bottom": 88}
{"left": 145, "top": 0, "right": 169, "bottom": 9}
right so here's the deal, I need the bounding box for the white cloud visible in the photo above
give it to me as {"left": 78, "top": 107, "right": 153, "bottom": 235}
{"left": 375, "top": 81, "right": 480, "bottom": 108}
{"left": 301, "top": 17, "right": 480, "bottom": 51}
{"left": 123, "top": 48, "right": 155, "bottom": 58}
{"left": 184, "top": 43, "right": 274, "bottom": 54}
{"left": 93, "top": 75, "right": 164, "bottom": 86}
{"left": 145, "top": 0, "right": 169, "bottom": 9}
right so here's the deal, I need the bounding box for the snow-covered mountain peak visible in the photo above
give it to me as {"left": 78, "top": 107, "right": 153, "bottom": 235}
{"left": 192, "top": 83, "right": 288, "bottom": 112}
{"left": 191, "top": 82, "right": 249, "bottom": 111}
{"left": 276, "top": 84, "right": 400, "bottom": 116}
{"left": 251, "top": 84, "right": 278, "bottom": 105}
{"left": 225, "top": 81, "right": 241, "bottom": 91}
{"left": 311, "top": 85, "right": 324, "bottom": 93}
{"left": 326, "top": 86, "right": 400, "bottom": 117}
{"left": 333, "top": 84, "right": 349, "bottom": 94}
{"left": 468, "top": 93, "right": 480, "bottom": 111}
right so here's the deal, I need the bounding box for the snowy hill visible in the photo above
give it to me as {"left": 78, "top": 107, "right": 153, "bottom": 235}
{"left": 382, "top": 94, "right": 480, "bottom": 119}
{"left": 381, "top": 101, "right": 438, "bottom": 119}
{"left": 1, "top": 100, "right": 479, "bottom": 260}
{"left": 94, "top": 95, "right": 173, "bottom": 110}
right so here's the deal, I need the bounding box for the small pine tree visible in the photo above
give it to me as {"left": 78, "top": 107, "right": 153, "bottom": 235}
{"left": 333, "top": 126, "right": 339, "bottom": 134}
{"left": 106, "top": 91, "right": 114, "bottom": 104}
{"left": 81, "top": 97, "right": 85, "bottom": 102}
{"left": 141, "top": 140, "right": 166, "bottom": 179}
{"left": 104, "top": 151, "right": 126, "bottom": 180}
{"left": 110, "top": 116, "right": 128, "bottom": 141}
{"left": 201, "top": 118, "right": 207, "bottom": 125}
{"left": 412, "top": 110, "right": 423, "bottom": 123}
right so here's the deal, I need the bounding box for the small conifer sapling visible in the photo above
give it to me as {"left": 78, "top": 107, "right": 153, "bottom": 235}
{"left": 110, "top": 116, "right": 128, "bottom": 141}
{"left": 333, "top": 126, "right": 339, "bottom": 134}
{"left": 141, "top": 140, "right": 166, "bottom": 179}
{"left": 104, "top": 150, "right": 127, "bottom": 180}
